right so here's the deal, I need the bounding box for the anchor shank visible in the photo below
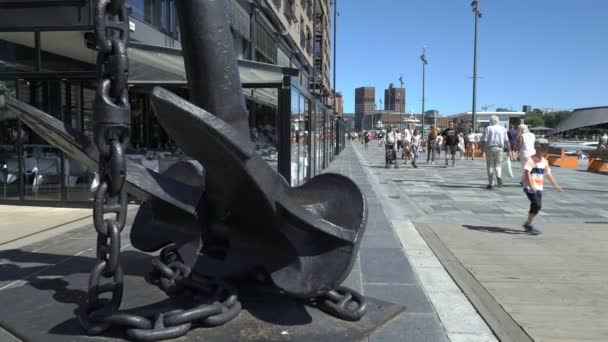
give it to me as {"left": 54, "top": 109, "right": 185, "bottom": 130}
{"left": 175, "top": 0, "right": 250, "bottom": 141}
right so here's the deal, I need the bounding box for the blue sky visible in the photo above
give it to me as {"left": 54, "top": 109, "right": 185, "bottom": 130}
{"left": 334, "top": 0, "right": 608, "bottom": 115}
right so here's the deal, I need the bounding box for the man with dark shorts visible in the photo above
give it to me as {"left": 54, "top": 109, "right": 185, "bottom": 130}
{"left": 442, "top": 121, "right": 458, "bottom": 168}
{"left": 507, "top": 124, "right": 518, "bottom": 161}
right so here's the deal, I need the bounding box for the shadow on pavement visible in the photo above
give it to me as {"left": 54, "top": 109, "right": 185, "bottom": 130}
{"left": 575, "top": 169, "right": 608, "bottom": 177}
{"left": 463, "top": 225, "right": 529, "bottom": 235}
{"left": 439, "top": 184, "right": 486, "bottom": 189}
{"left": 0, "top": 248, "right": 404, "bottom": 342}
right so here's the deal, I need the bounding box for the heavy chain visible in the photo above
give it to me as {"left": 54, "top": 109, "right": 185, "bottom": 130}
{"left": 81, "top": 243, "right": 241, "bottom": 341}
{"left": 78, "top": 1, "right": 242, "bottom": 340}
{"left": 79, "top": 0, "right": 131, "bottom": 336}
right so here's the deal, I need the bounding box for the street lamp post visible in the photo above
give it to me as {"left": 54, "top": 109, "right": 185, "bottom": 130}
{"left": 471, "top": 0, "right": 482, "bottom": 133}
{"left": 399, "top": 74, "right": 404, "bottom": 131}
{"left": 420, "top": 48, "right": 427, "bottom": 138}
{"left": 331, "top": 0, "right": 337, "bottom": 113}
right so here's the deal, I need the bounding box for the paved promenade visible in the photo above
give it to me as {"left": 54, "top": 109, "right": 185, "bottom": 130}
{"left": 1, "top": 142, "right": 606, "bottom": 341}
{"left": 0, "top": 206, "right": 91, "bottom": 248}
{"left": 352, "top": 141, "right": 608, "bottom": 342}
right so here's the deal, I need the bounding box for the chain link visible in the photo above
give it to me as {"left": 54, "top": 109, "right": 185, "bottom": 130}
{"left": 81, "top": 0, "right": 130, "bottom": 336}
{"left": 319, "top": 286, "right": 368, "bottom": 322}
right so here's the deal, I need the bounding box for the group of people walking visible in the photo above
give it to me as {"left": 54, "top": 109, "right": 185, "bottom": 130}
{"left": 479, "top": 115, "right": 562, "bottom": 235}
{"left": 359, "top": 122, "right": 483, "bottom": 170}
{"left": 381, "top": 124, "right": 420, "bottom": 169}
{"left": 356, "top": 115, "right": 564, "bottom": 236}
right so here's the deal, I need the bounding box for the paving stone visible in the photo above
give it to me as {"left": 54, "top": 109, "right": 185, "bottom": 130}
{"left": 360, "top": 233, "right": 401, "bottom": 249}
{"left": 447, "top": 333, "right": 499, "bottom": 342}
{"left": 341, "top": 256, "right": 363, "bottom": 293}
{"left": 364, "top": 284, "right": 434, "bottom": 314}
{"left": 414, "top": 267, "right": 462, "bottom": 293}
{"left": 360, "top": 248, "right": 416, "bottom": 284}
{"left": 427, "top": 292, "right": 494, "bottom": 335}
{"left": 369, "top": 313, "right": 449, "bottom": 342}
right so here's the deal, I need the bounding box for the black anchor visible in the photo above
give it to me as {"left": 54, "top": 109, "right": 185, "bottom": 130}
{"left": 5, "top": 0, "right": 367, "bottom": 316}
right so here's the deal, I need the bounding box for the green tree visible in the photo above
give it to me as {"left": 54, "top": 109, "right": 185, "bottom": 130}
{"left": 543, "top": 111, "right": 571, "bottom": 128}
{"left": 524, "top": 113, "right": 544, "bottom": 127}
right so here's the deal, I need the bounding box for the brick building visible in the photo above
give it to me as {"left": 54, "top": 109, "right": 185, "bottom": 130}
{"left": 355, "top": 87, "right": 375, "bottom": 131}
{"left": 384, "top": 84, "right": 405, "bottom": 112}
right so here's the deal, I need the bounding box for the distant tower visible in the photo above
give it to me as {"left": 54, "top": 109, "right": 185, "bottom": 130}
{"left": 384, "top": 83, "right": 406, "bottom": 112}
{"left": 355, "top": 87, "right": 375, "bottom": 131}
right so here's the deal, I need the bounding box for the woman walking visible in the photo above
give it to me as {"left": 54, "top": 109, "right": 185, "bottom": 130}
{"left": 516, "top": 124, "right": 536, "bottom": 182}
{"left": 435, "top": 132, "right": 443, "bottom": 160}
{"left": 458, "top": 132, "right": 466, "bottom": 159}
{"left": 427, "top": 125, "right": 438, "bottom": 164}
{"left": 466, "top": 128, "right": 476, "bottom": 160}
{"left": 412, "top": 129, "right": 421, "bottom": 160}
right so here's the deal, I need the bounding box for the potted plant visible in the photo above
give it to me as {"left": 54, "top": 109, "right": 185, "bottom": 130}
{"left": 0, "top": 81, "right": 16, "bottom": 108}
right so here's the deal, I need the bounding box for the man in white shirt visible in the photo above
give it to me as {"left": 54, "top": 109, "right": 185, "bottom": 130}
{"left": 384, "top": 127, "right": 398, "bottom": 168}
{"left": 480, "top": 115, "right": 512, "bottom": 189}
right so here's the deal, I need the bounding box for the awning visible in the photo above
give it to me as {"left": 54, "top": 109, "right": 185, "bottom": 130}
{"left": 127, "top": 43, "right": 298, "bottom": 85}
{"left": 128, "top": 44, "right": 187, "bottom": 84}
{"left": 0, "top": 31, "right": 296, "bottom": 107}
{"left": 127, "top": 43, "right": 297, "bottom": 107}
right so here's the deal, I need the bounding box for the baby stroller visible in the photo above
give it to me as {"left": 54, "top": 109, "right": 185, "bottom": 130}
{"left": 385, "top": 144, "right": 398, "bottom": 169}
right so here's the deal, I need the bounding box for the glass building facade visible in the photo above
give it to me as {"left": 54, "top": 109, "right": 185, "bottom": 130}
{"left": 0, "top": 7, "right": 344, "bottom": 206}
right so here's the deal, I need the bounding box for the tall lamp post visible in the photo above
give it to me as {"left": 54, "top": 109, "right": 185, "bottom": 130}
{"left": 331, "top": 0, "right": 337, "bottom": 112}
{"left": 471, "top": 0, "right": 482, "bottom": 133}
{"left": 420, "top": 48, "right": 427, "bottom": 138}
{"left": 398, "top": 74, "right": 404, "bottom": 131}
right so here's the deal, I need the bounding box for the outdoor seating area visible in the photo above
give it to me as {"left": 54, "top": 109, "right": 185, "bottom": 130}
{"left": 587, "top": 150, "right": 608, "bottom": 172}
{"left": 546, "top": 147, "right": 578, "bottom": 168}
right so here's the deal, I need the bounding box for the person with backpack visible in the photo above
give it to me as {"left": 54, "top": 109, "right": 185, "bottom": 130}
{"left": 377, "top": 131, "right": 384, "bottom": 148}
{"left": 427, "top": 125, "right": 438, "bottom": 164}
{"left": 363, "top": 131, "right": 370, "bottom": 149}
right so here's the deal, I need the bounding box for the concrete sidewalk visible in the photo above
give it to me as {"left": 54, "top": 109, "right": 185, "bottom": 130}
{"left": 0, "top": 206, "right": 91, "bottom": 249}
{"left": 2, "top": 141, "right": 605, "bottom": 341}
{"left": 346, "top": 143, "right": 497, "bottom": 342}
{"left": 352, "top": 141, "right": 608, "bottom": 342}
{"left": 0, "top": 144, "right": 454, "bottom": 342}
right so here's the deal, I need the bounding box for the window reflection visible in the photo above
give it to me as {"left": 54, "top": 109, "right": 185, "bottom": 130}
{"left": 251, "top": 96, "right": 279, "bottom": 172}
{"left": 0, "top": 32, "right": 36, "bottom": 73}
{"left": 0, "top": 80, "right": 19, "bottom": 200}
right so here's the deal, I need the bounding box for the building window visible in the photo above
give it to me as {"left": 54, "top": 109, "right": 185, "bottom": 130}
{"left": 0, "top": 32, "right": 36, "bottom": 73}
{"left": 159, "top": 0, "right": 168, "bottom": 31}
{"left": 255, "top": 20, "right": 277, "bottom": 64}
{"left": 231, "top": 28, "right": 250, "bottom": 60}
{"left": 127, "top": 0, "right": 178, "bottom": 39}
{"left": 129, "top": 0, "right": 154, "bottom": 22}
{"left": 169, "top": 0, "right": 176, "bottom": 34}
{"left": 284, "top": 0, "right": 296, "bottom": 24}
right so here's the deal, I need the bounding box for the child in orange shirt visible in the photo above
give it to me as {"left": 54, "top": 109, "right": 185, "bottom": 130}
{"left": 522, "top": 139, "right": 563, "bottom": 235}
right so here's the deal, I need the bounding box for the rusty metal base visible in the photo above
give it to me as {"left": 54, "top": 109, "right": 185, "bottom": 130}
{"left": 0, "top": 251, "right": 403, "bottom": 341}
